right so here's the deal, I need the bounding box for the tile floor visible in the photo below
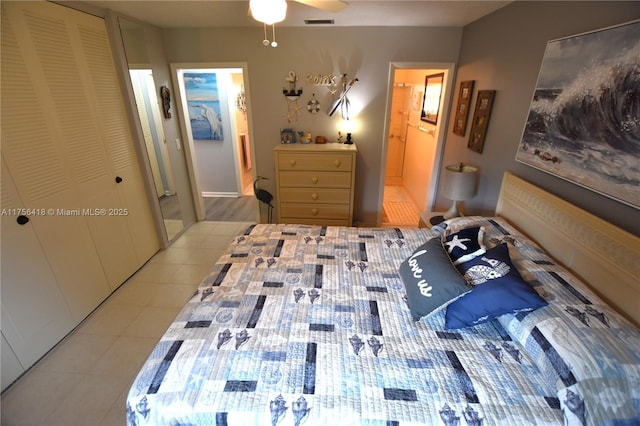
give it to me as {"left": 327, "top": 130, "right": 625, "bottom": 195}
{"left": 381, "top": 185, "right": 421, "bottom": 227}
{"left": 1, "top": 221, "right": 253, "bottom": 426}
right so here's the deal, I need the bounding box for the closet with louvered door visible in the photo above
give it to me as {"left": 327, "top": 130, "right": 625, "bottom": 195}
{"left": 0, "top": 1, "right": 159, "bottom": 389}
{"left": 1, "top": 158, "right": 77, "bottom": 390}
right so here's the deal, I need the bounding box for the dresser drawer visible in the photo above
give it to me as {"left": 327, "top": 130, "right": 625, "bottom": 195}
{"left": 279, "top": 203, "right": 350, "bottom": 220}
{"left": 279, "top": 217, "right": 350, "bottom": 226}
{"left": 277, "top": 153, "right": 353, "bottom": 172}
{"left": 273, "top": 143, "right": 357, "bottom": 227}
{"left": 279, "top": 188, "right": 351, "bottom": 204}
{"left": 278, "top": 171, "right": 351, "bottom": 188}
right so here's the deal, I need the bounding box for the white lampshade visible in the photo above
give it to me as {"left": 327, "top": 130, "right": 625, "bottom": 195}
{"left": 250, "top": 0, "right": 287, "bottom": 24}
{"left": 440, "top": 163, "right": 478, "bottom": 219}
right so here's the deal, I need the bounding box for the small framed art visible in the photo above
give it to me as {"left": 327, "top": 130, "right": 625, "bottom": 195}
{"left": 467, "top": 90, "right": 496, "bottom": 153}
{"left": 452, "top": 80, "right": 474, "bottom": 136}
{"left": 280, "top": 128, "right": 297, "bottom": 144}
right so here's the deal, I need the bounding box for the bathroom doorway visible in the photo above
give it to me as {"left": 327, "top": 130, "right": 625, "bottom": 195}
{"left": 380, "top": 63, "right": 455, "bottom": 227}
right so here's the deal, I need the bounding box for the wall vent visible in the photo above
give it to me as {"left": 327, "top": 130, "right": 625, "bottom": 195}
{"left": 304, "top": 19, "right": 334, "bottom": 25}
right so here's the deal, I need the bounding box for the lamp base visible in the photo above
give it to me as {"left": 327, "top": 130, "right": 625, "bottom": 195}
{"left": 442, "top": 201, "right": 465, "bottom": 220}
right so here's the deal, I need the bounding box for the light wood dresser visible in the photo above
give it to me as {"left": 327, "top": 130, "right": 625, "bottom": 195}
{"left": 274, "top": 143, "right": 357, "bottom": 226}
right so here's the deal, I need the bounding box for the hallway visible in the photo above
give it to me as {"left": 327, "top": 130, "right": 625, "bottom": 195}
{"left": 203, "top": 196, "right": 257, "bottom": 222}
{"left": 381, "top": 185, "right": 420, "bottom": 228}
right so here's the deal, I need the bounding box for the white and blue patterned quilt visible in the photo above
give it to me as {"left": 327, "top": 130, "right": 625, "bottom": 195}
{"left": 126, "top": 219, "right": 639, "bottom": 425}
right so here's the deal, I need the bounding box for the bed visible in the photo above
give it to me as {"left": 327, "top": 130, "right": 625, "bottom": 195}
{"left": 126, "top": 172, "right": 640, "bottom": 425}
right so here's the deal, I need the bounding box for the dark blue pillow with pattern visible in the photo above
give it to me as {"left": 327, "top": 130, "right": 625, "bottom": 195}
{"left": 445, "top": 243, "right": 547, "bottom": 329}
{"left": 443, "top": 226, "right": 486, "bottom": 265}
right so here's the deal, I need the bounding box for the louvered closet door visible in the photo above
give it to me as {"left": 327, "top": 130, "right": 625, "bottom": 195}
{"left": 77, "top": 19, "right": 159, "bottom": 265}
{"left": 2, "top": 1, "right": 158, "bottom": 292}
{"left": 1, "top": 5, "right": 112, "bottom": 321}
{"left": 1, "top": 157, "right": 76, "bottom": 376}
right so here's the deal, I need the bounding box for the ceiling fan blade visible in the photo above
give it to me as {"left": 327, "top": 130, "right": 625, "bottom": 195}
{"left": 293, "top": 0, "right": 348, "bottom": 13}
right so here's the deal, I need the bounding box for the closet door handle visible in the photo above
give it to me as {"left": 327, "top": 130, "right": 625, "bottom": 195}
{"left": 115, "top": 176, "right": 123, "bottom": 183}
{"left": 17, "top": 215, "right": 29, "bottom": 225}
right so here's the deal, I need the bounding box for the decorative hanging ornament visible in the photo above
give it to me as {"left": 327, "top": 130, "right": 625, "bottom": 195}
{"left": 307, "top": 94, "right": 320, "bottom": 114}
{"left": 235, "top": 85, "right": 246, "bottom": 116}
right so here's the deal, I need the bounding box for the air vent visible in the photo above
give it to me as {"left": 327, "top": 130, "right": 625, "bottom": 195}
{"left": 304, "top": 19, "right": 334, "bottom": 25}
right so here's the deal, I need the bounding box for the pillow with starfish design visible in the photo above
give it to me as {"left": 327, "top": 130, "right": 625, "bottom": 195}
{"left": 443, "top": 226, "right": 486, "bottom": 265}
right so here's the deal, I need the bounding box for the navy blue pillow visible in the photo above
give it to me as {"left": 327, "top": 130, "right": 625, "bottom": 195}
{"left": 443, "top": 226, "right": 486, "bottom": 265}
{"left": 399, "top": 238, "right": 472, "bottom": 321}
{"left": 445, "top": 243, "right": 548, "bottom": 329}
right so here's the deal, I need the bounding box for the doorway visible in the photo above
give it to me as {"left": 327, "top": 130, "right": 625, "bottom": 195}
{"left": 171, "top": 64, "right": 258, "bottom": 222}
{"left": 380, "top": 63, "right": 455, "bottom": 227}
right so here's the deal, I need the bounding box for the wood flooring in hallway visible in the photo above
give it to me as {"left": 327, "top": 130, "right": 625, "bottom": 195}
{"left": 204, "top": 196, "right": 258, "bottom": 222}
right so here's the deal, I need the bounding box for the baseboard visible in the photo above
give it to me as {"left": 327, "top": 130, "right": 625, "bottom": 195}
{"left": 201, "top": 192, "right": 239, "bottom": 198}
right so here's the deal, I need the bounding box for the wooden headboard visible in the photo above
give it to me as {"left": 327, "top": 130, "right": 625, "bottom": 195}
{"left": 495, "top": 172, "right": 640, "bottom": 327}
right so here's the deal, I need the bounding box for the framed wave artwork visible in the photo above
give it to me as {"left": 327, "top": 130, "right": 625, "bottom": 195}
{"left": 515, "top": 20, "right": 639, "bottom": 209}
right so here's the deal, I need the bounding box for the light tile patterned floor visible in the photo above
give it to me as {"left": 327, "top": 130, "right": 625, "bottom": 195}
{"left": 0, "top": 221, "right": 253, "bottom": 426}
{"left": 382, "top": 185, "right": 421, "bottom": 227}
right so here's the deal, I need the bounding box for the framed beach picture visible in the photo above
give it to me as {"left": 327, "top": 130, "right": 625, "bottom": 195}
{"left": 183, "top": 72, "right": 224, "bottom": 141}
{"left": 515, "top": 20, "right": 640, "bottom": 209}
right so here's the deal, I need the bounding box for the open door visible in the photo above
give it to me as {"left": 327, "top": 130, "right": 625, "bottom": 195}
{"left": 379, "top": 62, "right": 456, "bottom": 227}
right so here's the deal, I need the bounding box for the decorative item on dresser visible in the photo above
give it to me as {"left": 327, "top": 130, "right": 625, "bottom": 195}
{"left": 273, "top": 143, "right": 357, "bottom": 226}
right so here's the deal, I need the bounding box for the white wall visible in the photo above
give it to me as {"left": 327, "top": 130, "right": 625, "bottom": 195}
{"left": 162, "top": 26, "right": 463, "bottom": 225}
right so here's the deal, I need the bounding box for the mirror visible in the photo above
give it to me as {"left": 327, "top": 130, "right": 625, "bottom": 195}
{"left": 421, "top": 72, "right": 444, "bottom": 125}
{"left": 119, "top": 18, "right": 185, "bottom": 241}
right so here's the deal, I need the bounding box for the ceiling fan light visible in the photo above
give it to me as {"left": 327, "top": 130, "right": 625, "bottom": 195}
{"left": 250, "top": 0, "right": 287, "bottom": 25}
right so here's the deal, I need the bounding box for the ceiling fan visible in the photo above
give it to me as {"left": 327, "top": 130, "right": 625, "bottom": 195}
{"left": 250, "top": 0, "right": 348, "bottom": 46}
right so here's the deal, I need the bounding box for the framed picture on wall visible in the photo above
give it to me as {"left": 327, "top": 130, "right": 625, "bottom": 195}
{"left": 467, "top": 90, "right": 496, "bottom": 153}
{"left": 515, "top": 20, "right": 640, "bottom": 209}
{"left": 184, "top": 72, "right": 224, "bottom": 141}
{"left": 452, "top": 80, "right": 474, "bottom": 136}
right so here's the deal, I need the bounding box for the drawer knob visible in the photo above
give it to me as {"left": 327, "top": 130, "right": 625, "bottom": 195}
{"left": 311, "top": 177, "right": 318, "bottom": 184}
{"left": 334, "top": 160, "right": 342, "bottom": 167}
{"left": 311, "top": 208, "right": 319, "bottom": 216}
{"left": 289, "top": 160, "right": 296, "bottom": 167}
{"left": 311, "top": 193, "right": 318, "bottom": 200}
